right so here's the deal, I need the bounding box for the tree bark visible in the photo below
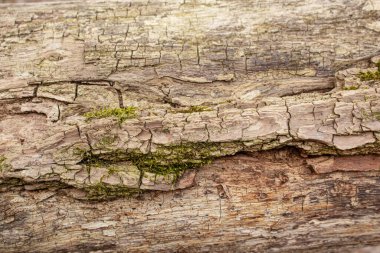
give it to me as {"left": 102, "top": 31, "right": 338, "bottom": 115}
{"left": 1, "top": 0, "right": 380, "bottom": 252}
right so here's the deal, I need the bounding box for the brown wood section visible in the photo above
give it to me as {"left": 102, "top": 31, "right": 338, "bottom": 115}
{"left": 1, "top": 149, "right": 380, "bottom": 252}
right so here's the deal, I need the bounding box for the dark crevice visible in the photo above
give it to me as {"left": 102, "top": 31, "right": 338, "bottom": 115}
{"left": 162, "top": 97, "right": 181, "bottom": 108}
{"left": 74, "top": 83, "right": 79, "bottom": 101}
{"left": 33, "top": 85, "right": 39, "bottom": 97}
{"left": 56, "top": 104, "right": 61, "bottom": 121}
{"left": 278, "top": 87, "right": 335, "bottom": 98}
{"left": 28, "top": 79, "right": 115, "bottom": 86}
{"left": 116, "top": 89, "right": 124, "bottom": 108}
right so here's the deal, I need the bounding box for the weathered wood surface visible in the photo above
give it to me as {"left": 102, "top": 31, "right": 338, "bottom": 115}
{"left": 2, "top": 149, "right": 380, "bottom": 253}
{"left": 0, "top": 0, "right": 380, "bottom": 252}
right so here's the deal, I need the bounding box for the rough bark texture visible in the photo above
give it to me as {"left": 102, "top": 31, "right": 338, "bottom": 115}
{"left": 1, "top": 0, "right": 380, "bottom": 252}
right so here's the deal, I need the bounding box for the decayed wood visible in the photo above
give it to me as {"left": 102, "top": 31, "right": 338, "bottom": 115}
{"left": 0, "top": 0, "right": 380, "bottom": 252}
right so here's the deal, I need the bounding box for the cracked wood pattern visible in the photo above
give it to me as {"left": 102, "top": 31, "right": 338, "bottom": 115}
{"left": 0, "top": 0, "right": 380, "bottom": 252}
{"left": 2, "top": 149, "right": 380, "bottom": 252}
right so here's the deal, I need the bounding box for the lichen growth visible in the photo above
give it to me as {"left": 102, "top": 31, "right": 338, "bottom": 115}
{"left": 94, "top": 134, "right": 118, "bottom": 150}
{"left": 373, "top": 112, "right": 380, "bottom": 121}
{"left": 358, "top": 61, "right": 380, "bottom": 81}
{"left": 177, "top": 105, "right": 212, "bottom": 113}
{"left": 0, "top": 155, "right": 11, "bottom": 172}
{"left": 98, "top": 135, "right": 117, "bottom": 146}
{"left": 73, "top": 147, "right": 88, "bottom": 157}
{"left": 86, "top": 183, "right": 141, "bottom": 200}
{"left": 343, "top": 85, "right": 359, "bottom": 90}
{"left": 84, "top": 107, "right": 137, "bottom": 123}
{"left": 78, "top": 149, "right": 109, "bottom": 168}
{"left": 359, "top": 109, "right": 380, "bottom": 122}
{"left": 107, "top": 165, "right": 123, "bottom": 175}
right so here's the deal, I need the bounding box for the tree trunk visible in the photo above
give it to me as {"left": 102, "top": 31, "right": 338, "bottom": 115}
{"left": 1, "top": 0, "right": 380, "bottom": 252}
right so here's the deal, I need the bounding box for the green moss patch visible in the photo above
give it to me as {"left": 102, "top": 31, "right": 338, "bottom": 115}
{"left": 79, "top": 142, "right": 242, "bottom": 178}
{"left": 0, "top": 155, "right": 11, "bottom": 172}
{"left": 358, "top": 61, "right": 380, "bottom": 81}
{"left": 373, "top": 112, "right": 380, "bottom": 121}
{"left": 86, "top": 183, "right": 141, "bottom": 200}
{"left": 177, "top": 105, "right": 212, "bottom": 113}
{"left": 84, "top": 107, "right": 137, "bottom": 123}
{"left": 76, "top": 142, "right": 243, "bottom": 199}
{"left": 343, "top": 85, "right": 359, "bottom": 90}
